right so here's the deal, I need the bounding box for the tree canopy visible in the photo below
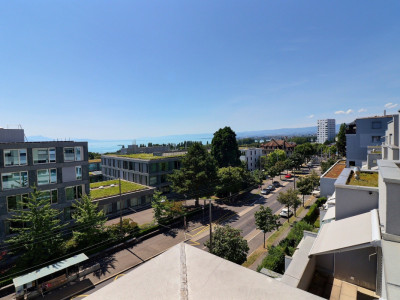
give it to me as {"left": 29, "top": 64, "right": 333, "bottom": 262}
{"left": 255, "top": 206, "right": 281, "bottom": 248}
{"left": 277, "top": 188, "right": 300, "bottom": 222}
{"left": 169, "top": 142, "right": 218, "bottom": 206}
{"left": 204, "top": 225, "right": 249, "bottom": 265}
{"left": 336, "top": 123, "right": 347, "bottom": 157}
{"left": 211, "top": 126, "right": 241, "bottom": 168}
{"left": 6, "top": 187, "right": 66, "bottom": 266}
{"left": 296, "top": 177, "right": 313, "bottom": 206}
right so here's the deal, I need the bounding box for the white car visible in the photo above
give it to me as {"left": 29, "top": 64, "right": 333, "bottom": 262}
{"left": 312, "top": 190, "right": 320, "bottom": 197}
{"left": 279, "top": 208, "right": 294, "bottom": 218}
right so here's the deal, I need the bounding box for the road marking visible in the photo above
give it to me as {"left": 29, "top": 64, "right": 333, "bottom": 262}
{"left": 114, "top": 274, "right": 125, "bottom": 281}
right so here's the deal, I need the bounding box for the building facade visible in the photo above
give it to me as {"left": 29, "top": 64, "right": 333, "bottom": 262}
{"left": 382, "top": 113, "right": 400, "bottom": 161}
{"left": 346, "top": 115, "right": 392, "bottom": 167}
{"left": 317, "top": 119, "right": 336, "bottom": 144}
{"left": 239, "top": 148, "right": 263, "bottom": 171}
{"left": 260, "top": 139, "right": 296, "bottom": 157}
{"left": 0, "top": 139, "right": 89, "bottom": 241}
{"left": 101, "top": 154, "right": 183, "bottom": 192}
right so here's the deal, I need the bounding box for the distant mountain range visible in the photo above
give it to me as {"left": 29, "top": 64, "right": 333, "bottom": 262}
{"left": 27, "top": 124, "right": 342, "bottom": 142}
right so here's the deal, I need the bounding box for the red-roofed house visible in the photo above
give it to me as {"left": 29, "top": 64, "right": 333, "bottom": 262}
{"left": 261, "top": 139, "right": 296, "bottom": 156}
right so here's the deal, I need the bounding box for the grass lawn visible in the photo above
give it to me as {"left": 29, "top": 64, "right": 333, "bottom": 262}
{"left": 108, "top": 153, "right": 185, "bottom": 160}
{"left": 347, "top": 172, "right": 378, "bottom": 187}
{"left": 90, "top": 180, "right": 147, "bottom": 199}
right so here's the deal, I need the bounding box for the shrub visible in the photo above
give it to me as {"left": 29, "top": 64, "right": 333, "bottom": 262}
{"left": 257, "top": 245, "right": 285, "bottom": 273}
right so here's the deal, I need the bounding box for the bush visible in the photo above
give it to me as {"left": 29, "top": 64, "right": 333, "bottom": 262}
{"left": 303, "top": 197, "right": 327, "bottom": 225}
{"left": 257, "top": 245, "right": 285, "bottom": 273}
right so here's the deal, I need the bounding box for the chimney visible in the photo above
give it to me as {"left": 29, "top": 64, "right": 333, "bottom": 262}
{"left": 384, "top": 110, "right": 386, "bottom": 116}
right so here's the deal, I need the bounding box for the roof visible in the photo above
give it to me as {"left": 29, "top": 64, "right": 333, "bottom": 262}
{"left": 322, "top": 206, "right": 335, "bottom": 222}
{"left": 261, "top": 139, "right": 296, "bottom": 150}
{"left": 378, "top": 160, "right": 400, "bottom": 184}
{"left": 103, "top": 153, "right": 185, "bottom": 160}
{"left": 356, "top": 115, "right": 394, "bottom": 120}
{"left": 90, "top": 180, "right": 148, "bottom": 200}
{"left": 309, "top": 210, "right": 380, "bottom": 256}
{"left": 382, "top": 240, "right": 400, "bottom": 300}
{"left": 323, "top": 160, "right": 346, "bottom": 179}
{"left": 84, "top": 243, "right": 323, "bottom": 300}
{"left": 89, "top": 159, "right": 101, "bottom": 163}
{"left": 13, "top": 253, "right": 88, "bottom": 288}
{"left": 281, "top": 232, "right": 317, "bottom": 287}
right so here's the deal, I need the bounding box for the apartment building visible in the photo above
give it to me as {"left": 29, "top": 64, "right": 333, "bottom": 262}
{"left": 346, "top": 114, "right": 392, "bottom": 167}
{"left": 239, "top": 148, "right": 263, "bottom": 171}
{"left": 260, "top": 139, "right": 296, "bottom": 157}
{"left": 101, "top": 153, "right": 185, "bottom": 192}
{"left": 382, "top": 113, "right": 400, "bottom": 161}
{"left": 0, "top": 129, "right": 89, "bottom": 241}
{"left": 317, "top": 119, "right": 336, "bottom": 144}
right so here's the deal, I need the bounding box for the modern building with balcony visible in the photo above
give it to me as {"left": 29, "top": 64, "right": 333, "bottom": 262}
{"left": 0, "top": 129, "right": 89, "bottom": 241}
{"left": 101, "top": 152, "right": 185, "bottom": 193}
{"left": 346, "top": 114, "right": 392, "bottom": 167}
{"left": 382, "top": 113, "right": 400, "bottom": 161}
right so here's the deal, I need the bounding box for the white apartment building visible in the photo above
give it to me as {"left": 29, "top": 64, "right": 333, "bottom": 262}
{"left": 239, "top": 148, "right": 263, "bottom": 171}
{"left": 317, "top": 119, "right": 336, "bottom": 144}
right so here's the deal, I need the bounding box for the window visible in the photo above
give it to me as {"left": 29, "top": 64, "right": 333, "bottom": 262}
{"left": 65, "top": 185, "right": 83, "bottom": 201}
{"left": 7, "top": 194, "right": 28, "bottom": 211}
{"left": 33, "top": 148, "right": 56, "bottom": 164}
{"left": 103, "top": 204, "right": 113, "bottom": 215}
{"left": 4, "top": 149, "right": 27, "bottom": 166}
{"left": 371, "top": 136, "right": 381, "bottom": 143}
{"left": 5, "top": 220, "right": 25, "bottom": 235}
{"left": 1, "top": 171, "right": 28, "bottom": 190}
{"left": 64, "top": 207, "right": 72, "bottom": 221}
{"left": 76, "top": 166, "right": 82, "bottom": 180}
{"left": 372, "top": 121, "right": 382, "bottom": 129}
{"left": 37, "top": 169, "right": 57, "bottom": 185}
{"left": 64, "top": 148, "right": 75, "bottom": 161}
{"left": 150, "top": 163, "right": 157, "bottom": 173}
{"left": 75, "top": 147, "right": 82, "bottom": 161}
{"left": 149, "top": 176, "right": 158, "bottom": 185}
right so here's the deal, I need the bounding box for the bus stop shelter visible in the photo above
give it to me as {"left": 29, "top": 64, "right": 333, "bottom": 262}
{"left": 13, "top": 253, "right": 88, "bottom": 299}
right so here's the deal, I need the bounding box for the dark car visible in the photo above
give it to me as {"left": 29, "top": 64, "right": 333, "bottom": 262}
{"left": 261, "top": 188, "right": 270, "bottom": 195}
{"left": 272, "top": 181, "right": 280, "bottom": 188}
{"left": 267, "top": 185, "right": 275, "bottom": 191}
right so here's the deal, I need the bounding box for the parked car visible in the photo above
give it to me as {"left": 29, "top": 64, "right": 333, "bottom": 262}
{"left": 273, "top": 181, "right": 280, "bottom": 188}
{"left": 279, "top": 208, "right": 294, "bottom": 218}
{"left": 312, "top": 190, "right": 320, "bottom": 197}
{"left": 285, "top": 174, "right": 293, "bottom": 179}
{"left": 267, "top": 185, "right": 275, "bottom": 191}
{"left": 261, "top": 188, "right": 270, "bottom": 195}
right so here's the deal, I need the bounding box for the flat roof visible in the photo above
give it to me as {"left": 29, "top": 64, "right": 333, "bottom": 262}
{"left": 322, "top": 206, "right": 336, "bottom": 222}
{"left": 103, "top": 153, "right": 185, "bottom": 160}
{"left": 90, "top": 180, "right": 148, "bottom": 200}
{"left": 89, "top": 159, "right": 101, "bottom": 163}
{"left": 323, "top": 161, "right": 346, "bottom": 179}
{"left": 347, "top": 171, "right": 378, "bottom": 187}
{"left": 13, "top": 253, "right": 88, "bottom": 288}
{"left": 309, "top": 210, "right": 380, "bottom": 256}
{"left": 378, "top": 160, "right": 400, "bottom": 184}
{"left": 84, "top": 243, "right": 323, "bottom": 300}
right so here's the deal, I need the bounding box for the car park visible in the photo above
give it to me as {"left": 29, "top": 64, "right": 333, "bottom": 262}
{"left": 279, "top": 208, "right": 294, "bottom": 218}
{"left": 267, "top": 185, "right": 275, "bottom": 191}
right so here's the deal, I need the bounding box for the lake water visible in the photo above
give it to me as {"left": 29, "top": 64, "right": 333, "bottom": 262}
{"left": 88, "top": 134, "right": 213, "bottom": 153}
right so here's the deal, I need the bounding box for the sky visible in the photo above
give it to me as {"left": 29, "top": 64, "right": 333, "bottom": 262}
{"left": 1, "top": 1, "right": 400, "bottom": 139}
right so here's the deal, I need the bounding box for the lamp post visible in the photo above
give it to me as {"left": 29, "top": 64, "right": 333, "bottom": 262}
{"left": 209, "top": 199, "right": 212, "bottom": 253}
{"left": 119, "top": 176, "right": 122, "bottom": 233}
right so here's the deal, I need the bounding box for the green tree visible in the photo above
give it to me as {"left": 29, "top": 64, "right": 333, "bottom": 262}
{"left": 169, "top": 143, "right": 218, "bottom": 206}
{"left": 266, "top": 165, "right": 279, "bottom": 184}
{"left": 309, "top": 170, "right": 320, "bottom": 189}
{"left": 211, "top": 126, "right": 241, "bottom": 168}
{"left": 204, "top": 225, "right": 249, "bottom": 264}
{"left": 275, "top": 160, "right": 286, "bottom": 180}
{"left": 265, "top": 149, "right": 286, "bottom": 168}
{"left": 294, "top": 143, "right": 315, "bottom": 162}
{"left": 152, "top": 191, "right": 185, "bottom": 223}
{"left": 277, "top": 188, "right": 299, "bottom": 223}
{"left": 283, "top": 159, "right": 294, "bottom": 175}
{"left": 336, "top": 123, "right": 347, "bottom": 157}
{"left": 216, "top": 167, "right": 246, "bottom": 198}
{"left": 255, "top": 206, "right": 281, "bottom": 248}
{"left": 72, "top": 195, "right": 107, "bottom": 246}
{"left": 296, "top": 177, "right": 313, "bottom": 207}
{"left": 6, "top": 187, "right": 66, "bottom": 266}
{"left": 289, "top": 152, "right": 304, "bottom": 170}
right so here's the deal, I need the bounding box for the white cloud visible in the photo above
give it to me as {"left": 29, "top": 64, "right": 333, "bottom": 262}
{"left": 358, "top": 108, "right": 367, "bottom": 113}
{"left": 335, "top": 109, "right": 353, "bottom": 115}
{"left": 385, "top": 102, "right": 398, "bottom": 109}
{"left": 308, "top": 114, "right": 314, "bottom": 119}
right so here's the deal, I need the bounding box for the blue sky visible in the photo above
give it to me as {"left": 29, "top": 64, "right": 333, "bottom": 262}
{"left": 1, "top": 1, "right": 399, "bottom": 139}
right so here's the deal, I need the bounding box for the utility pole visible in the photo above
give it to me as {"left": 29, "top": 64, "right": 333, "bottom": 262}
{"left": 293, "top": 168, "right": 296, "bottom": 189}
{"left": 119, "top": 176, "right": 122, "bottom": 233}
{"left": 209, "top": 199, "right": 212, "bottom": 253}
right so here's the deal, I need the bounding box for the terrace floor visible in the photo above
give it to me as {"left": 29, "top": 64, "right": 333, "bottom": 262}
{"left": 308, "top": 272, "right": 379, "bottom": 300}
{"left": 324, "top": 161, "right": 346, "bottom": 179}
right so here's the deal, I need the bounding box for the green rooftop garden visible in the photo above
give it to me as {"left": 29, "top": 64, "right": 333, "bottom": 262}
{"left": 347, "top": 172, "right": 378, "bottom": 187}
{"left": 108, "top": 153, "right": 185, "bottom": 160}
{"left": 90, "top": 180, "right": 147, "bottom": 200}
